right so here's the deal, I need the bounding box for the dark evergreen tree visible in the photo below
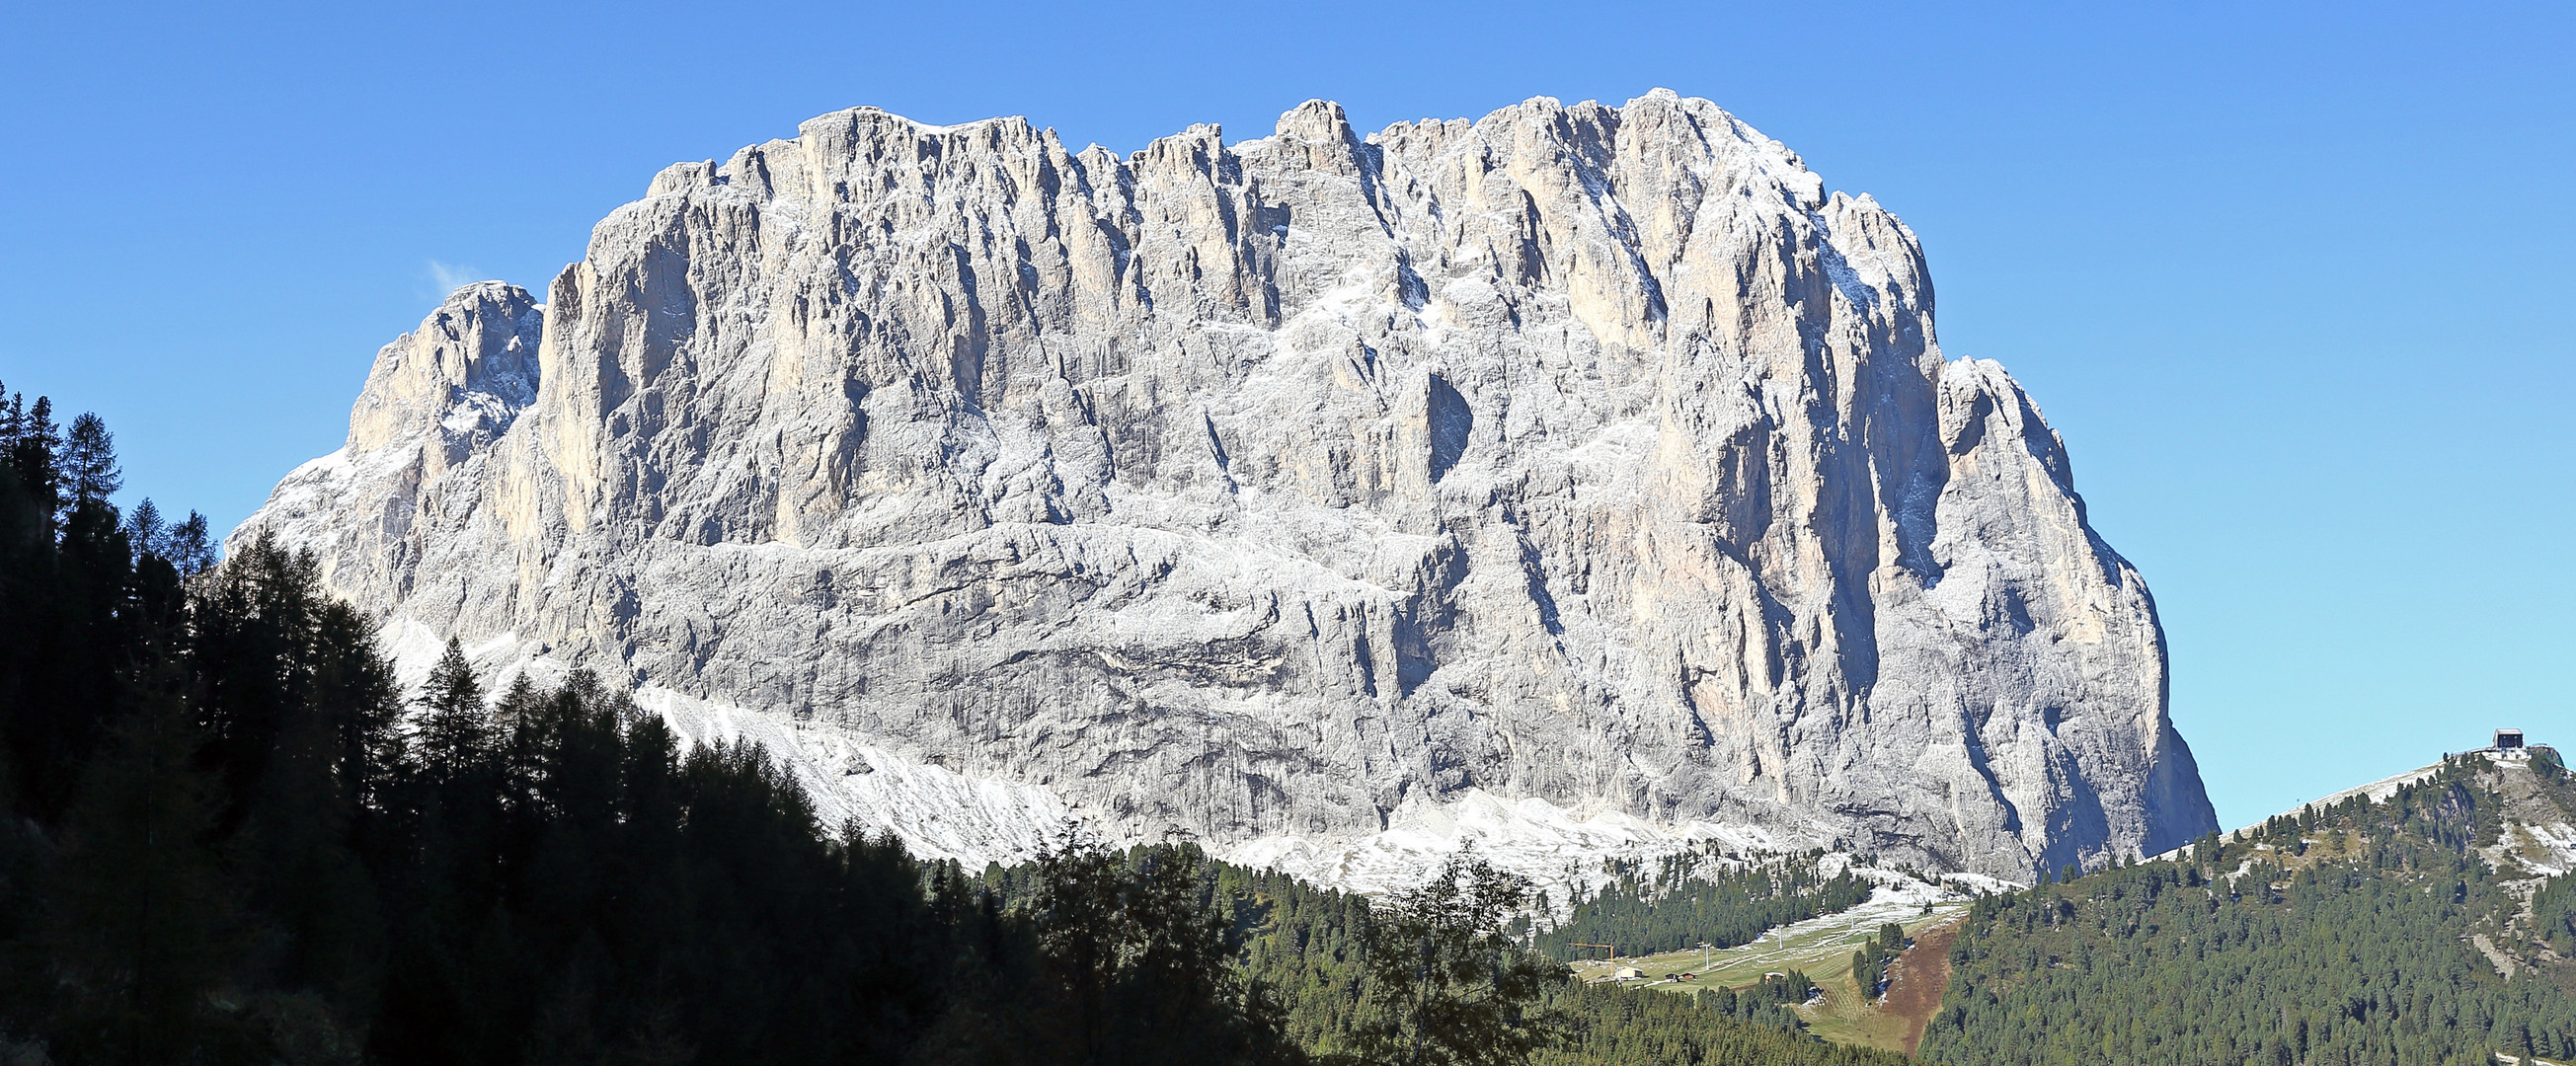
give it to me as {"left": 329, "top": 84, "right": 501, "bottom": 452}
{"left": 414, "top": 638, "right": 490, "bottom": 786}
{"left": 59, "top": 414, "right": 118, "bottom": 506}
{"left": 1349, "top": 854, "right": 1562, "bottom": 1066}
{"left": 6, "top": 393, "right": 62, "bottom": 530}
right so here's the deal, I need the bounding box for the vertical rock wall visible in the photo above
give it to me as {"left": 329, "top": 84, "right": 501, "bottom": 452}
{"left": 239, "top": 90, "right": 2216, "bottom": 880}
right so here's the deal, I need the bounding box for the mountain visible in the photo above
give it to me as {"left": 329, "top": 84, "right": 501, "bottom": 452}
{"left": 234, "top": 90, "right": 2214, "bottom": 883}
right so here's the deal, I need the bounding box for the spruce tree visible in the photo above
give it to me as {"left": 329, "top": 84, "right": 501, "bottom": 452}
{"left": 121, "top": 497, "right": 162, "bottom": 555}
{"left": 310, "top": 600, "right": 402, "bottom": 813}
{"left": 5, "top": 395, "right": 59, "bottom": 528}
{"left": 59, "top": 413, "right": 119, "bottom": 506}
{"left": 415, "top": 639, "right": 489, "bottom": 785}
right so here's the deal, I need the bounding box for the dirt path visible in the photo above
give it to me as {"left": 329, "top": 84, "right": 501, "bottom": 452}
{"left": 1883, "top": 915, "right": 1965, "bottom": 1055}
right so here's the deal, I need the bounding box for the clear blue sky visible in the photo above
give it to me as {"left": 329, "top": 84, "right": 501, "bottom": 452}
{"left": 1, "top": 0, "right": 2567, "bottom": 828}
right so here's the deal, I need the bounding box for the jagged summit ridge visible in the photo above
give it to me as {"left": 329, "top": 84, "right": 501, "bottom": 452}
{"left": 239, "top": 91, "right": 2216, "bottom": 882}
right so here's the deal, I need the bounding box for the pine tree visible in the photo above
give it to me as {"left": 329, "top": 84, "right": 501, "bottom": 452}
{"left": 162, "top": 511, "right": 213, "bottom": 573}
{"left": 188, "top": 534, "right": 323, "bottom": 829}
{"left": 121, "top": 497, "right": 162, "bottom": 556}
{"left": 5, "top": 395, "right": 60, "bottom": 528}
{"left": 59, "top": 413, "right": 119, "bottom": 506}
{"left": 415, "top": 639, "right": 489, "bottom": 785}
{"left": 116, "top": 499, "right": 216, "bottom": 574}
{"left": 310, "top": 600, "right": 402, "bottom": 813}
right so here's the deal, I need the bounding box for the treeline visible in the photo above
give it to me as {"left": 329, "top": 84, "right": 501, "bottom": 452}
{"left": 0, "top": 383, "right": 1908, "bottom": 1066}
{"left": 1533, "top": 852, "right": 1873, "bottom": 960}
{"left": 1919, "top": 759, "right": 2576, "bottom": 1066}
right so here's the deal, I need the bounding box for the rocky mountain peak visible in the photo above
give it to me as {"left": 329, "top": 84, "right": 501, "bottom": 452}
{"left": 344, "top": 279, "right": 540, "bottom": 477}
{"left": 239, "top": 92, "right": 2216, "bottom": 884}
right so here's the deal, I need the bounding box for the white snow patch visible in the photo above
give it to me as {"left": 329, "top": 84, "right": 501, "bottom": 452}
{"left": 1224, "top": 787, "right": 1834, "bottom": 903}
{"left": 2514, "top": 821, "right": 2576, "bottom": 876}
{"left": 638, "top": 687, "right": 1078, "bottom": 871}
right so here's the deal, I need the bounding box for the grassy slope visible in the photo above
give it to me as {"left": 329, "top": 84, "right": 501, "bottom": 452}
{"left": 1566, "top": 897, "right": 1974, "bottom": 1052}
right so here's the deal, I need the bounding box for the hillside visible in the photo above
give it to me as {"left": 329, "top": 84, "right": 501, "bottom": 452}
{"left": 1920, "top": 746, "right": 2576, "bottom": 1065}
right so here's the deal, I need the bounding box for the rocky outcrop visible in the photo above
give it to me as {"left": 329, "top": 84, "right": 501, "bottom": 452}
{"left": 240, "top": 90, "right": 2215, "bottom": 881}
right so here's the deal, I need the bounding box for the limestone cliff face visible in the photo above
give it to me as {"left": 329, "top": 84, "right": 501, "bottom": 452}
{"left": 241, "top": 90, "right": 2215, "bottom": 880}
